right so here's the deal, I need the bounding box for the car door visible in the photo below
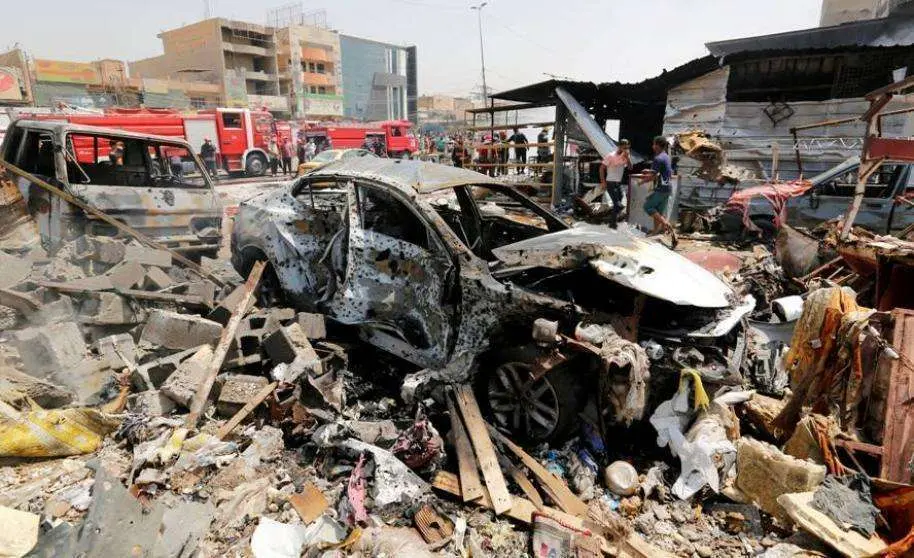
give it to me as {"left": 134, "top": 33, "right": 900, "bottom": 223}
{"left": 786, "top": 163, "right": 906, "bottom": 231}
{"left": 64, "top": 133, "right": 221, "bottom": 244}
{"left": 327, "top": 180, "right": 459, "bottom": 369}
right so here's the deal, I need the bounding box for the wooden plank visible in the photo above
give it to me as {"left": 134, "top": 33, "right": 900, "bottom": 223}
{"left": 215, "top": 381, "right": 277, "bottom": 440}
{"left": 185, "top": 261, "right": 264, "bottom": 429}
{"left": 488, "top": 425, "right": 589, "bottom": 517}
{"left": 778, "top": 492, "right": 886, "bottom": 558}
{"left": 0, "top": 158, "right": 227, "bottom": 288}
{"left": 453, "top": 385, "right": 512, "bottom": 515}
{"left": 446, "top": 394, "right": 484, "bottom": 503}
{"left": 498, "top": 452, "right": 544, "bottom": 509}
{"left": 433, "top": 471, "right": 675, "bottom": 558}
{"left": 881, "top": 309, "right": 914, "bottom": 483}
{"left": 289, "top": 482, "right": 329, "bottom": 524}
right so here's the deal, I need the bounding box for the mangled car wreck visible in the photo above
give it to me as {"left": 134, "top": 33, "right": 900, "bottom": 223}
{"left": 232, "top": 157, "right": 754, "bottom": 441}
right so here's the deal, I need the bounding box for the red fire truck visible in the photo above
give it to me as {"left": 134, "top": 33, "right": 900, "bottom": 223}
{"left": 302, "top": 120, "right": 418, "bottom": 158}
{"left": 21, "top": 107, "right": 288, "bottom": 176}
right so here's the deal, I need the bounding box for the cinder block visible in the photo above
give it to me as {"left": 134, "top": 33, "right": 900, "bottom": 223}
{"left": 297, "top": 312, "right": 326, "bottom": 340}
{"left": 207, "top": 284, "right": 246, "bottom": 326}
{"left": 264, "top": 323, "right": 314, "bottom": 364}
{"left": 144, "top": 267, "right": 173, "bottom": 291}
{"left": 141, "top": 310, "right": 222, "bottom": 350}
{"left": 11, "top": 322, "right": 86, "bottom": 377}
{"left": 106, "top": 261, "right": 146, "bottom": 290}
{"left": 125, "top": 245, "right": 172, "bottom": 268}
{"left": 160, "top": 345, "right": 213, "bottom": 408}
{"left": 94, "top": 333, "right": 137, "bottom": 370}
{"left": 216, "top": 374, "right": 269, "bottom": 417}
{"left": 127, "top": 389, "right": 177, "bottom": 416}
{"left": 81, "top": 293, "right": 141, "bottom": 325}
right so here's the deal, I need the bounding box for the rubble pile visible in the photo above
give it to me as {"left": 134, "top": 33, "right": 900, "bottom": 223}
{"left": 1, "top": 233, "right": 914, "bottom": 557}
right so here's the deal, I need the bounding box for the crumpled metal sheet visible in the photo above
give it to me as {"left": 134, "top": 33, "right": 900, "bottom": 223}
{"left": 492, "top": 224, "right": 734, "bottom": 308}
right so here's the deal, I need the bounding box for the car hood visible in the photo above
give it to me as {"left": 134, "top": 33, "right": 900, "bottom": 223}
{"left": 491, "top": 224, "right": 734, "bottom": 308}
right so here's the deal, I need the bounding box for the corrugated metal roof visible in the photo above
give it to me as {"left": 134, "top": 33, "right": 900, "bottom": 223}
{"left": 706, "top": 16, "right": 914, "bottom": 58}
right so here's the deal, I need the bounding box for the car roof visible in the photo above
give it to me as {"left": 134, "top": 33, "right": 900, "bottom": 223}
{"left": 12, "top": 119, "right": 194, "bottom": 146}
{"left": 306, "top": 156, "right": 500, "bottom": 194}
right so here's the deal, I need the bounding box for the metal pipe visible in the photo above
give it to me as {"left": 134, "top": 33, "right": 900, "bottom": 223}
{"left": 470, "top": 3, "right": 489, "bottom": 122}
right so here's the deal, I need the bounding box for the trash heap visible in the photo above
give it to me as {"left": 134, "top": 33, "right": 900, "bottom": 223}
{"left": 2, "top": 232, "right": 914, "bottom": 558}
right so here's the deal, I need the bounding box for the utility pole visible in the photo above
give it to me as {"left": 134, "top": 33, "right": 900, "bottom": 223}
{"left": 470, "top": 3, "right": 488, "bottom": 105}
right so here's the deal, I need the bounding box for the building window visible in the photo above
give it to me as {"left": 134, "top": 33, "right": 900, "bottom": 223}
{"left": 318, "top": 86, "right": 326, "bottom": 94}
{"left": 316, "top": 63, "right": 325, "bottom": 74}
{"left": 190, "top": 97, "right": 207, "bottom": 109}
{"left": 308, "top": 62, "right": 316, "bottom": 73}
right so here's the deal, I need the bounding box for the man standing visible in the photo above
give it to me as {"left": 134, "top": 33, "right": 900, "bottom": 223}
{"left": 108, "top": 140, "right": 124, "bottom": 166}
{"left": 598, "top": 139, "right": 632, "bottom": 224}
{"left": 200, "top": 138, "right": 217, "bottom": 180}
{"left": 280, "top": 138, "right": 293, "bottom": 176}
{"left": 639, "top": 136, "right": 678, "bottom": 247}
{"left": 305, "top": 138, "right": 316, "bottom": 162}
{"left": 509, "top": 127, "right": 528, "bottom": 174}
{"left": 268, "top": 137, "right": 280, "bottom": 176}
{"left": 536, "top": 128, "right": 551, "bottom": 165}
{"left": 452, "top": 138, "right": 469, "bottom": 168}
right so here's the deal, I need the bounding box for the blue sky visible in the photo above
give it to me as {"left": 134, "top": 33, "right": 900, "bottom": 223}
{"left": 1, "top": 0, "right": 822, "bottom": 96}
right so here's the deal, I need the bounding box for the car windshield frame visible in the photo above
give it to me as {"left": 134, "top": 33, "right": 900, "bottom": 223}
{"left": 312, "top": 150, "right": 340, "bottom": 163}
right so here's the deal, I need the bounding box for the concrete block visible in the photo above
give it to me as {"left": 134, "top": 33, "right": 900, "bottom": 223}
{"left": 216, "top": 374, "right": 269, "bottom": 417}
{"left": 143, "top": 267, "right": 173, "bottom": 291}
{"left": 106, "top": 261, "right": 146, "bottom": 290}
{"left": 141, "top": 310, "right": 222, "bottom": 350}
{"left": 207, "top": 284, "right": 246, "bottom": 326}
{"left": 735, "top": 438, "right": 826, "bottom": 523}
{"left": 80, "top": 293, "right": 141, "bottom": 325}
{"left": 94, "top": 333, "right": 137, "bottom": 370}
{"left": 161, "top": 345, "right": 213, "bottom": 408}
{"left": 125, "top": 245, "right": 172, "bottom": 268}
{"left": 133, "top": 346, "right": 200, "bottom": 390}
{"left": 297, "top": 312, "right": 326, "bottom": 340}
{"left": 30, "top": 295, "right": 76, "bottom": 326}
{"left": 11, "top": 322, "right": 86, "bottom": 377}
{"left": 127, "top": 390, "right": 176, "bottom": 416}
{"left": 264, "top": 323, "right": 316, "bottom": 364}
{"left": 89, "top": 237, "right": 126, "bottom": 264}
{"left": 186, "top": 281, "right": 216, "bottom": 307}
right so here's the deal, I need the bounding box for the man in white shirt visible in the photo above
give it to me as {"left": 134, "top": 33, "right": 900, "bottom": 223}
{"left": 598, "top": 139, "right": 633, "bottom": 223}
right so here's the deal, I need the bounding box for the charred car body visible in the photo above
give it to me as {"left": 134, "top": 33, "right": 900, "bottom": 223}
{"left": 0, "top": 119, "right": 222, "bottom": 255}
{"left": 232, "top": 157, "right": 754, "bottom": 442}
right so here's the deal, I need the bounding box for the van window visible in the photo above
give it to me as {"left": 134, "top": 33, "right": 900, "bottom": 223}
{"left": 16, "top": 131, "right": 56, "bottom": 178}
{"left": 222, "top": 113, "right": 242, "bottom": 128}
{"left": 65, "top": 133, "right": 209, "bottom": 189}
{"left": 391, "top": 127, "right": 403, "bottom": 137}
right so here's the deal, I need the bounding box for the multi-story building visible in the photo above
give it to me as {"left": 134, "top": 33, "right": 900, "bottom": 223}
{"left": 340, "top": 35, "right": 417, "bottom": 123}
{"left": 820, "top": 0, "right": 914, "bottom": 25}
{"left": 274, "top": 24, "right": 344, "bottom": 119}
{"left": 130, "top": 18, "right": 287, "bottom": 113}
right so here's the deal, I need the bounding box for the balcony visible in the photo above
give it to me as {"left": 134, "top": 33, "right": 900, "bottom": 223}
{"left": 242, "top": 70, "right": 277, "bottom": 82}
{"left": 301, "top": 46, "right": 332, "bottom": 63}
{"left": 302, "top": 72, "right": 335, "bottom": 87}
{"left": 223, "top": 43, "right": 272, "bottom": 57}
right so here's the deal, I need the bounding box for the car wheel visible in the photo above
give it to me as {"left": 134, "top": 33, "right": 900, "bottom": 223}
{"left": 245, "top": 153, "right": 268, "bottom": 177}
{"left": 477, "top": 347, "right": 583, "bottom": 444}
{"left": 238, "top": 250, "right": 284, "bottom": 307}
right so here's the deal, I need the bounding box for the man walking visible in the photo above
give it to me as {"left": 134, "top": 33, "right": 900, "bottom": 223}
{"left": 509, "top": 127, "right": 528, "bottom": 174}
{"left": 200, "top": 137, "right": 217, "bottom": 180}
{"left": 268, "top": 137, "right": 280, "bottom": 176}
{"left": 536, "top": 127, "right": 551, "bottom": 165}
{"left": 598, "top": 139, "right": 632, "bottom": 224}
{"left": 639, "top": 136, "right": 678, "bottom": 248}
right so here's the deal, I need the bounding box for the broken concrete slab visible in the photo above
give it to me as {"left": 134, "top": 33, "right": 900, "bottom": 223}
{"left": 264, "top": 323, "right": 322, "bottom": 383}
{"left": 735, "top": 438, "right": 826, "bottom": 523}
{"left": 79, "top": 293, "right": 141, "bottom": 325}
{"left": 141, "top": 310, "right": 222, "bottom": 350}
{"left": 132, "top": 346, "right": 201, "bottom": 390}
{"left": 78, "top": 237, "right": 126, "bottom": 265}
{"left": 185, "top": 281, "right": 216, "bottom": 308}
{"left": 216, "top": 374, "right": 269, "bottom": 417}
{"left": 161, "top": 345, "right": 214, "bottom": 408}
{"left": 0, "top": 365, "right": 75, "bottom": 408}
{"left": 152, "top": 498, "right": 215, "bottom": 558}
{"left": 11, "top": 321, "right": 86, "bottom": 377}
{"left": 72, "top": 466, "right": 165, "bottom": 558}
{"left": 297, "top": 312, "right": 326, "bottom": 340}
{"left": 143, "top": 266, "right": 173, "bottom": 291}
{"left": 127, "top": 390, "right": 177, "bottom": 417}
{"left": 124, "top": 244, "right": 171, "bottom": 268}
{"left": 0, "top": 505, "right": 39, "bottom": 557}
{"left": 94, "top": 333, "right": 137, "bottom": 370}
{"left": 0, "top": 250, "right": 32, "bottom": 289}
{"left": 105, "top": 261, "right": 146, "bottom": 291}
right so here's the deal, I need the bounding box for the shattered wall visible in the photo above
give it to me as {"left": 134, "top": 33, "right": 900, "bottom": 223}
{"left": 663, "top": 65, "right": 914, "bottom": 205}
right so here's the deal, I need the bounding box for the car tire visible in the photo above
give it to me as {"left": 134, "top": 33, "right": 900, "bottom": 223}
{"left": 237, "top": 249, "right": 284, "bottom": 307}
{"left": 475, "top": 346, "right": 584, "bottom": 444}
{"left": 245, "top": 153, "right": 268, "bottom": 177}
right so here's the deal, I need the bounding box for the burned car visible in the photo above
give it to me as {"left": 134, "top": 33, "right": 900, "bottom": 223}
{"left": 232, "top": 157, "right": 753, "bottom": 442}
{"left": 0, "top": 119, "right": 223, "bottom": 255}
